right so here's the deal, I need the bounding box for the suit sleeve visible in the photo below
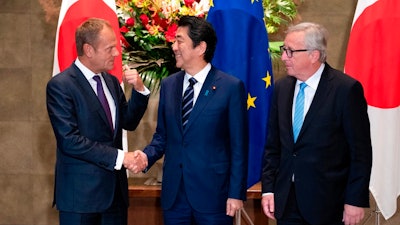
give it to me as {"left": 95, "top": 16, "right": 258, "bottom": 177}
{"left": 119, "top": 87, "right": 149, "bottom": 131}
{"left": 261, "top": 81, "right": 281, "bottom": 193}
{"left": 342, "top": 81, "right": 372, "bottom": 207}
{"left": 227, "top": 79, "right": 249, "bottom": 200}
{"left": 143, "top": 80, "right": 168, "bottom": 169}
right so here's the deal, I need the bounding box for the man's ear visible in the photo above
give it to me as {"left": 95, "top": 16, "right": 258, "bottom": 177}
{"left": 83, "top": 43, "right": 94, "bottom": 57}
{"left": 310, "top": 49, "right": 321, "bottom": 64}
{"left": 197, "top": 41, "right": 207, "bottom": 56}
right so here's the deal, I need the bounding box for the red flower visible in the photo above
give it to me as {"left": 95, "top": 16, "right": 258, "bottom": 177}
{"left": 152, "top": 13, "right": 169, "bottom": 31}
{"left": 184, "top": 0, "right": 195, "bottom": 7}
{"left": 165, "top": 23, "right": 178, "bottom": 43}
{"left": 139, "top": 14, "right": 149, "bottom": 26}
{"left": 120, "top": 26, "right": 129, "bottom": 33}
{"left": 125, "top": 17, "right": 135, "bottom": 27}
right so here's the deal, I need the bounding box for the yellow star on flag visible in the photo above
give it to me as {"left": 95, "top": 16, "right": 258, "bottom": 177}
{"left": 247, "top": 93, "right": 257, "bottom": 110}
{"left": 262, "top": 71, "right": 272, "bottom": 88}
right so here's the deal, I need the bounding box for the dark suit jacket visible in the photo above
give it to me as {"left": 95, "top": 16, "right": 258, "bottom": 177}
{"left": 262, "top": 63, "right": 372, "bottom": 224}
{"left": 46, "top": 63, "right": 148, "bottom": 213}
{"left": 143, "top": 66, "right": 248, "bottom": 213}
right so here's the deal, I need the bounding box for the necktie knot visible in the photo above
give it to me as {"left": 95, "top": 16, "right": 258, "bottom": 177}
{"left": 189, "top": 77, "right": 197, "bottom": 86}
{"left": 93, "top": 75, "right": 101, "bottom": 83}
{"left": 299, "top": 82, "right": 307, "bottom": 91}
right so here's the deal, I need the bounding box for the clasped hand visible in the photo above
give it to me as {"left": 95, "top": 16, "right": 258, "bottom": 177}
{"left": 123, "top": 150, "right": 148, "bottom": 173}
{"left": 122, "top": 65, "right": 145, "bottom": 92}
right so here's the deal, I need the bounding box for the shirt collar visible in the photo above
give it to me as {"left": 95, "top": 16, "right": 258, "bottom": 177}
{"left": 74, "top": 58, "right": 98, "bottom": 81}
{"left": 297, "top": 63, "right": 325, "bottom": 90}
{"left": 184, "top": 63, "right": 211, "bottom": 84}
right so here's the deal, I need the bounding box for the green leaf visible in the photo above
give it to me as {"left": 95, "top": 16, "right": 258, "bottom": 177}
{"left": 269, "top": 41, "right": 283, "bottom": 53}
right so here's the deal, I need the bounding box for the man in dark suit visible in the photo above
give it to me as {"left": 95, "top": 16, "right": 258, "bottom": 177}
{"left": 46, "top": 18, "right": 149, "bottom": 225}
{"left": 261, "top": 22, "right": 372, "bottom": 225}
{"left": 133, "top": 16, "right": 248, "bottom": 225}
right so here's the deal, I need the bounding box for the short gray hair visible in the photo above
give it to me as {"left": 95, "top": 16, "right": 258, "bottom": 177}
{"left": 287, "top": 22, "right": 328, "bottom": 63}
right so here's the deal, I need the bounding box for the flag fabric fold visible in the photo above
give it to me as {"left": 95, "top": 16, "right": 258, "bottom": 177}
{"left": 344, "top": 0, "right": 400, "bottom": 219}
{"left": 207, "top": 0, "right": 274, "bottom": 188}
{"left": 53, "top": 0, "right": 122, "bottom": 82}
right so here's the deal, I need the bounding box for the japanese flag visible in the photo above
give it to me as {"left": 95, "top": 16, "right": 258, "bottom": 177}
{"left": 52, "top": 0, "right": 122, "bottom": 82}
{"left": 344, "top": 0, "right": 400, "bottom": 220}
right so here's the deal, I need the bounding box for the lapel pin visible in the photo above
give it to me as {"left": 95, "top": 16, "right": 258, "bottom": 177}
{"left": 204, "top": 86, "right": 217, "bottom": 96}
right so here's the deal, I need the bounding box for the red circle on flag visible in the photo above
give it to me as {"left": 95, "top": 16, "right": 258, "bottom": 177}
{"left": 344, "top": 0, "right": 400, "bottom": 109}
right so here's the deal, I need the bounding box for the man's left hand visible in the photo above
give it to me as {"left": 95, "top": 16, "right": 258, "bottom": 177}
{"left": 123, "top": 65, "right": 145, "bottom": 92}
{"left": 226, "top": 198, "right": 243, "bottom": 217}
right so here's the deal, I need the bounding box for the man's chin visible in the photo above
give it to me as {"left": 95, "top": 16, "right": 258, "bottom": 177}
{"left": 175, "top": 62, "right": 183, "bottom": 69}
{"left": 106, "top": 65, "right": 115, "bottom": 71}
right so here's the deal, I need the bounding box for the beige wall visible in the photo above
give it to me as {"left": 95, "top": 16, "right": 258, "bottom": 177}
{"left": 0, "top": 0, "right": 398, "bottom": 224}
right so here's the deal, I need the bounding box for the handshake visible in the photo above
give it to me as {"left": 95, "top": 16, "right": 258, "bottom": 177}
{"left": 123, "top": 150, "right": 148, "bottom": 173}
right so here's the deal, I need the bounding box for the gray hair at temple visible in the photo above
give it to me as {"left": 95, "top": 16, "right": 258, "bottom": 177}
{"left": 287, "top": 22, "right": 328, "bottom": 63}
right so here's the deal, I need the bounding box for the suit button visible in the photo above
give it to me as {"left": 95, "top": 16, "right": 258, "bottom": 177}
{"left": 293, "top": 153, "right": 297, "bottom": 157}
{"left": 179, "top": 164, "right": 183, "bottom": 168}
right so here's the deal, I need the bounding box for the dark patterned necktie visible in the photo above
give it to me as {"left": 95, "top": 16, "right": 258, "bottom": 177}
{"left": 182, "top": 77, "right": 197, "bottom": 128}
{"left": 93, "top": 75, "right": 113, "bottom": 131}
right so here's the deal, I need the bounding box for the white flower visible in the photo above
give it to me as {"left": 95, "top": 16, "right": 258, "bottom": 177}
{"left": 193, "top": 0, "right": 211, "bottom": 16}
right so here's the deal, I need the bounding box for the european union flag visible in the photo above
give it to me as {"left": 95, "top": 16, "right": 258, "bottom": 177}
{"left": 207, "top": 0, "right": 274, "bottom": 188}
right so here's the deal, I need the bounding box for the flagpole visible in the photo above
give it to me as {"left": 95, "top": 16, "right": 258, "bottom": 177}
{"left": 375, "top": 205, "right": 380, "bottom": 225}
{"left": 235, "top": 208, "right": 254, "bottom": 225}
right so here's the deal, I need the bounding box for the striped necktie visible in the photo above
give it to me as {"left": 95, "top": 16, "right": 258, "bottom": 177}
{"left": 182, "top": 77, "right": 197, "bottom": 129}
{"left": 293, "top": 82, "right": 307, "bottom": 142}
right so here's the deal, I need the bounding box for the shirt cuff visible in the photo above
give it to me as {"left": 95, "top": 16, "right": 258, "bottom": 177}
{"left": 137, "top": 86, "right": 150, "bottom": 96}
{"left": 114, "top": 149, "right": 125, "bottom": 170}
{"left": 262, "top": 192, "right": 274, "bottom": 197}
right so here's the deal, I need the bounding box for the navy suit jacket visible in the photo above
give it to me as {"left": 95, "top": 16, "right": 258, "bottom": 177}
{"left": 143, "top": 66, "right": 248, "bottom": 213}
{"left": 262, "top": 63, "right": 372, "bottom": 224}
{"left": 46, "top": 63, "right": 148, "bottom": 213}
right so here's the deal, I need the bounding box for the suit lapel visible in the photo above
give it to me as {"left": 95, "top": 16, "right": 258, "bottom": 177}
{"left": 173, "top": 72, "right": 185, "bottom": 133}
{"left": 184, "top": 67, "right": 219, "bottom": 132}
{"left": 299, "top": 65, "right": 334, "bottom": 139}
{"left": 101, "top": 72, "right": 118, "bottom": 105}
{"left": 284, "top": 78, "right": 297, "bottom": 142}
{"left": 101, "top": 72, "right": 118, "bottom": 134}
{"left": 72, "top": 65, "right": 113, "bottom": 132}
{"left": 71, "top": 65, "right": 99, "bottom": 104}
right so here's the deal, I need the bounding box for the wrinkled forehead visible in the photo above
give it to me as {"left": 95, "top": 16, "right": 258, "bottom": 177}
{"left": 284, "top": 31, "right": 306, "bottom": 48}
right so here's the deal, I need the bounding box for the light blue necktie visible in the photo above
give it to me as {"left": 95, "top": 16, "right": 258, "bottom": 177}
{"left": 293, "top": 82, "right": 307, "bottom": 142}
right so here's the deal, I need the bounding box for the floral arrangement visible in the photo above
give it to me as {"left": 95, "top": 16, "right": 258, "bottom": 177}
{"left": 116, "top": 0, "right": 301, "bottom": 90}
{"left": 116, "top": 0, "right": 211, "bottom": 90}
